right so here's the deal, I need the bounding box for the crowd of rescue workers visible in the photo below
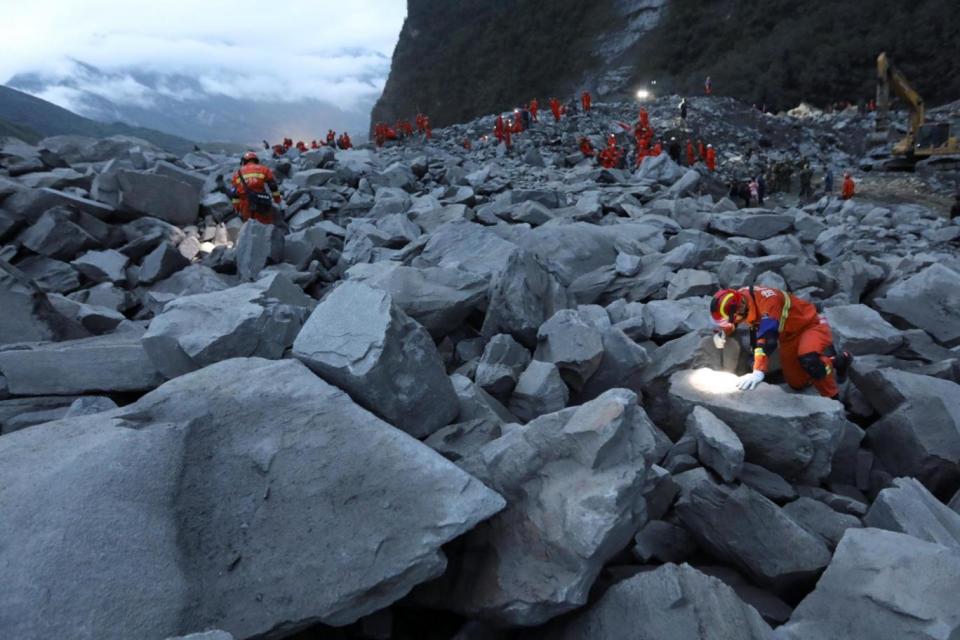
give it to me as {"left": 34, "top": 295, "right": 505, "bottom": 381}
{"left": 225, "top": 80, "right": 911, "bottom": 402}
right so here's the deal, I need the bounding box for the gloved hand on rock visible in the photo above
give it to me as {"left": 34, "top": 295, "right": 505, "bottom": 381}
{"left": 737, "top": 370, "right": 764, "bottom": 391}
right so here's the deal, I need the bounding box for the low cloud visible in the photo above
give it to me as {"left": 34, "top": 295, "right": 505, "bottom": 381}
{"left": 1, "top": 0, "right": 406, "bottom": 110}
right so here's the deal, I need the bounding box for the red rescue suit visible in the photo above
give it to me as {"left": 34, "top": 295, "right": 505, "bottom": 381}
{"left": 230, "top": 163, "right": 281, "bottom": 225}
{"left": 717, "top": 287, "right": 839, "bottom": 398}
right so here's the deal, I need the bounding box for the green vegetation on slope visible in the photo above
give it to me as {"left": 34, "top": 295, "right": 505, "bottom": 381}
{"left": 372, "top": 0, "right": 617, "bottom": 129}
{"left": 0, "top": 115, "right": 42, "bottom": 144}
{"left": 0, "top": 85, "right": 195, "bottom": 153}
{"left": 632, "top": 0, "right": 960, "bottom": 111}
{"left": 372, "top": 0, "right": 960, "bottom": 130}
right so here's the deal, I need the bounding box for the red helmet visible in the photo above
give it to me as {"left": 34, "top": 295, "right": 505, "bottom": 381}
{"left": 711, "top": 288, "right": 742, "bottom": 325}
{"left": 242, "top": 151, "right": 259, "bottom": 164}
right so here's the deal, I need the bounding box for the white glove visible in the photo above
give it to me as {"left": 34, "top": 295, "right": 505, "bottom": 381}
{"left": 737, "top": 371, "right": 765, "bottom": 391}
{"left": 713, "top": 331, "right": 726, "bottom": 350}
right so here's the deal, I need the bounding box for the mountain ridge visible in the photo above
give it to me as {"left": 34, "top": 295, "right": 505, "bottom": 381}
{"left": 0, "top": 85, "right": 195, "bottom": 153}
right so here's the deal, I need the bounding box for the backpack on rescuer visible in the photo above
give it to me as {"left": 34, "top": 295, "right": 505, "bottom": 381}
{"left": 236, "top": 169, "right": 274, "bottom": 214}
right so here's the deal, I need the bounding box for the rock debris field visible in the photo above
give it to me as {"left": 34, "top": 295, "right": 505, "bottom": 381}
{"left": 1, "top": 97, "right": 960, "bottom": 640}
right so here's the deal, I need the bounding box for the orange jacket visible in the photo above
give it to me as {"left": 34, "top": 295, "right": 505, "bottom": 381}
{"left": 719, "top": 286, "right": 820, "bottom": 373}
{"left": 705, "top": 147, "right": 717, "bottom": 171}
{"left": 230, "top": 163, "right": 280, "bottom": 222}
{"left": 581, "top": 91, "right": 592, "bottom": 111}
{"left": 842, "top": 176, "right": 855, "bottom": 199}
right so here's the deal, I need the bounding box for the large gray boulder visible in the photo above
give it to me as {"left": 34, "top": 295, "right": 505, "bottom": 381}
{"left": 875, "top": 263, "right": 960, "bottom": 346}
{"left": 346, "top": 262, "right": 487, "bottom": 339}
{"left": 534, "top": 309, "right": 604, "bottom": 391}
{"left": 293, "top": 281, "right": 459, "bottom": 438}
{"left": 855, "top": 367, "right": 960, "bottom": 497}
{"left": 411, "top": 220, "right": 517, "bottom": 278}
{"left": 18, "top": 207, "right": 100, "bottom": 260}
{"left": 823, "top": 304, "right": 903, "bottom": 355}
{"left": 0, "top": 333, "right": 163, "bottom": 395}
{"left": 480, "top": 249, "right": 570, "bottom": 347}
{"left": 116, "top": 169, "right": 200, "bottom": 226}
{"left": 422, "top": 390, "right": 655, "bottom": 626}
{"left": 709, "top": 213, "right": 794, "bottom": 240}
{"left": 674, "top": 468, "right": 831, "bottom": 593}
{"left": 475, "top": 334, "right": 531, "bottom": 399}
{"left": 774, "top": 528, "right": 960, "bottom": 640}
{"left": 0, "top": 358, "right": 505, "bottom": 640}
{"left": 686, "top": 406, "right": 745, "bottom": 482}
{"left": 537, "top": 563, "right": 772, "bottom": 640}
{"left": 15, "top": 255, "right": 81, "bottom": 293}
{"left": 71, "top": 249, "right": 130, "bottom": 285}
{"left": 0, "top": 260, "right": 88, "bottom": 346}
{"left": 234, "top": 221, "right": 284, "bottom": 282}
{"left": 864, "top": 477, "right": 960, "bottom": 549}
{"left": 508, "top": 360, "right": 569, "bottom": 422}
{"left": 143, "top": 274, "right": 310, "bottom": 379}
{"left": 783, "top": 497, "right": 862, "bottom": 549}
{"left": 140, "top": 242, "right": 191, "bottom": 285}
{"left": 576, "top": 327, "right": 649, "bottom": 403}
{"left": 668, "top": 369, "right": 852, "bottom": 483}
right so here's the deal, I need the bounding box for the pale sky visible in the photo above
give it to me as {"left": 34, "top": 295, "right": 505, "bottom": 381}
{"left": 0, "top": 1, "right": 408, "bottom": 109}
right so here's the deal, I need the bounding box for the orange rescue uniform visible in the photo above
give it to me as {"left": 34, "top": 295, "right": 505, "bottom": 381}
{"left": 718, "top": 286, "right": 839, "bottom": 398}
{"left": 230, "top": 163, "right": 281, "bottom": 225}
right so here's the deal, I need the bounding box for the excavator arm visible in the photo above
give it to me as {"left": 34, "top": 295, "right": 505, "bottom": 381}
{"left": 876, "top": 52, "right": 925, "bottom": 140}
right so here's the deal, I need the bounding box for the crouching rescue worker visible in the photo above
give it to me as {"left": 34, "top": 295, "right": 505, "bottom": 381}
{"left": 710, "top": 286, "right": 852, "bottom": 398}
{"left": 229, "top": 152, "right": 281, "bottom": 225}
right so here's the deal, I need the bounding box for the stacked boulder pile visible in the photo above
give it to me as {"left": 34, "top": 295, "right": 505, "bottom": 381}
{"left": 1, "top": 98, "right": 959, "bottom": 640}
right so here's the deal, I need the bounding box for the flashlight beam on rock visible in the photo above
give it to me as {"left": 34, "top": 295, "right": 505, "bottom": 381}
{"left": 687, "top": 368, "right": 740, "bottom": 395}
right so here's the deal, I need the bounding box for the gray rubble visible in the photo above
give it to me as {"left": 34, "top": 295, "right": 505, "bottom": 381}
{"left": 1, "top": 91, "right": 959, "bottom": 639}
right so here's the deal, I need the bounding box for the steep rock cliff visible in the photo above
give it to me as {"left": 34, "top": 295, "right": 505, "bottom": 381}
{"left": 372, "top": 0, "right": 960, "bottom": 129}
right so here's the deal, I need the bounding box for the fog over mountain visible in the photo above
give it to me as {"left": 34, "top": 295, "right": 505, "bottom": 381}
{"left": 1, "top": 0, "right": 406, "bottom": 143}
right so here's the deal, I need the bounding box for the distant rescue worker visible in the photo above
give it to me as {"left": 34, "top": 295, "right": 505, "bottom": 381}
{"left": 310, "top": 140, "right": 319, "bottom": 150}
{"left": 494, "top": 115, "right": 505, "bottom": 143}
{"left": 598, "top": 134, "right": 623, "bottom": 169}
{"left": 529, "top": 98, "right": 539, "bottom": 122}
{"left": 679, "top": 98, "right": 688, "bottom": 122}
{"left": 338, "top": 132, "right": 352, "bottom": 149}
{"left": 686, "top": 140, "right": 695, "bottom": 166}
{"left": 512, "top": 112, "right": 524, "bottom": 133}
{"left": 639, "top": 107, "right": 649, "bottom": 130}
{"left": 422, "top": 115, "right": 432, "bottom": 139}
{"left": 698, "top": 140, "right": 706, "bottom": 162}
{"left": 581, "top": 91, "right": 592, "bottom": 112}
{"left": 295, "top": 141, "right": 307, "bottom": 153}
{"left": 842, "top": 172, "right": 856, "bottom": 199}
{"left": 229, "top": 152, "right": 281, "bottom": 225}
{"left": 705, "top": 76, "right": 712, "bottom": 95}
{"left": 799, "top": 162, "right": 814, "bottom": 199}
{"left": 326, "top": 130, "right": 336, "bottom": 146}
{"left": 262, "top": 139, "right": 270, "bottom": 150}
{"left": 579, "top": 137, "right": 595, "bottom": 157}
{"left": 705, "top": 144, "right": 717, "bottom": 171}
{"left": 711, "top": 286, "right": 852, "bottom": 398}
{"left": 272, "top": 144, "right": 286, "bottom": 157}
{"left": 550, "top": 98, "right": 562, "bottom": 122}
{"left": 504, "top": 124, "right": 512, "bottom": 150}
{"left": 668, "top": 137, "right": 681, "bottom": 163}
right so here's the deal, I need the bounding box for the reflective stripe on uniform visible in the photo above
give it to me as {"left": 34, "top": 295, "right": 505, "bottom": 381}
{"left": 778, "top": 289, "right": 792, "bottom": 333}
{"left": 241, "top": 172, "right": 266, "bottom": 180}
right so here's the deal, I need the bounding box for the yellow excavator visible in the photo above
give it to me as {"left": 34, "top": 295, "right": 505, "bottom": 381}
{"left": 872, "top": 52, "right": 959, "bottom": 169}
